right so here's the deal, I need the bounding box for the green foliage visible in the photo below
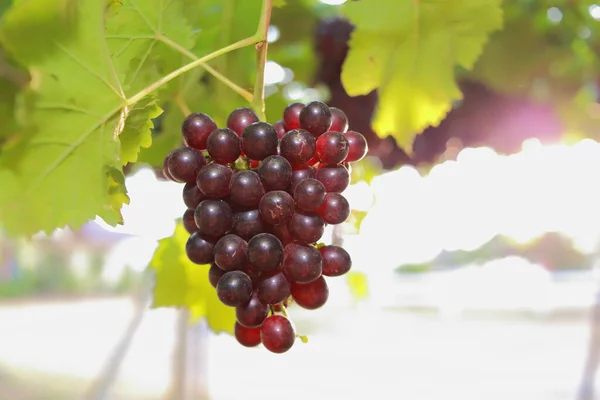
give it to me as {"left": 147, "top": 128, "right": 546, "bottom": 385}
{"left": 341, "top": 0, "right": 503, "bottom": 153}
{"left": 149, "top": 223, "right": 236, "bottom": 334}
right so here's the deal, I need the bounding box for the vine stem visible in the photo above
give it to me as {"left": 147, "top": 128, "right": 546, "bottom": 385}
{"left": 125, "top": 0, "right": 274, "bottom": 110}
{"left": 251, "top": 0, "right": 274, "bottom": 121}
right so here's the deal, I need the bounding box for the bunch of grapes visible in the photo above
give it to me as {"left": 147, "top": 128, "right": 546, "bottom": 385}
{"left": 162, "top": 101, "right": 367, "bottom": 354}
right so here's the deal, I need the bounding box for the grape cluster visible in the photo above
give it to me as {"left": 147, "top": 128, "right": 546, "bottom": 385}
{"left": 162, "top": 101, "right": 367, "bottom": 354}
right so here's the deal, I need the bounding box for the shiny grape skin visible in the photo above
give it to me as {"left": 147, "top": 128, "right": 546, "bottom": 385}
{"left": 319, "top": 245, "right": 352, "bottom": 276}
{"left": 282, "top": 242, "right": 323, "bottom": 284}
{"left": 167, "top": 147, "right": 206, "bottom": 183}
{"left": 194, "top": 199, "right": 233, "bottom": 238}
{"left": 182, "top": 208, "right": 199, "bottom": 234}
{"left": 183, "top": 182, "right": 205, "bottom": 209}
{"left": 235, "top": 322, "right": 262, "bottom": 347}
{"left": 344, "top": 130, "right": 369, "bottom": 162}
{"left": 288, "top": 167, "right": 316, "bottom": 195}
{"left": 293, "top": 178, "right": 326, "bottom": 212}
{"left": 315, "top": 164, "right": 350, "bottom": 193}
{"left": 229, "top": 170, "right": 266, "bottom": 208}
{"left": 216, "top": 271, "right": 253, "bottom": 307}
{"left": 227, "top": 107, "right": 259, "bottom": 136}
{"left": 206, "top": 128, "right": 241, "bottom": 164}
{"left": 259, "top": 191, "right": 295, "bottom": 226}
{"left": 214, "top": 234, "right": 248, "bottom": 272}
{"left": 299, "top": 101, "right": 332, "bottom": 137}
{"left": 257, "top": 155, "right": 293, "bottom": 191}
{"left": 260, "top": 315, "right": 296, "bottom": 354}
{"left": 232, "top": 209, "right": 267, "bottom": 240}
{"left": 241, "top": 122, "right": 279, "bottom": 160}
{"left": 288, "top": 211, "right": 325, "bottom": 244}
{"left": 185, "top": 232, "right": 215, "bottom": 264}
{"left": 279, "top": 129, "right": 316, "bottom": 168}
{"left": 271, "top": 223, "right": 294, "bottom": 246}
{"left": 236, "top": 292, "right": 269, "bottom": 328}
{"left": 316, "top": 131, "right": 349, "bottom": 165}
{"left": 291, "top": 276, "right": 329, "bottom": 310}
{"left": 247, "top": 233, "right": 283, "bottom": 272}
{"left": 162, "top": 150, "right": 176, "bottom": 181}
{"left": 256, "top": 271, "right": 291, "bottom": 305}
{"left": 283, "top": 102, "right": 304, "bottom": 130}
{"left": 181, "top": 112, "right": 218, "bottom": 150}
{"left": 196, "top": 162, "right": 233, "bottom": 199}
{"left": 318, "top": 192, "right": 350, "bottom": 224}
{"left": 329, "top": 107, "right": 349, "bottom": 133}
{"left": 209, "top": 263, "right": 225, "bottom": 288}
{"left": 273, "top": 120, "right": 287, "bottom": 139}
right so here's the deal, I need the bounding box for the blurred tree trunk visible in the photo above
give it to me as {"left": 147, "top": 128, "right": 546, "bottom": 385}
{"left": 166, "top": 309, "right": 211, "bottom": 400}
{"left": 577, "top": 284, "right": 600, "bottom": 400}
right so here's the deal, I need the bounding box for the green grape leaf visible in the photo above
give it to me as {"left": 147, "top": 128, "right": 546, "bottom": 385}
{"left": 274, "top": 0, "right": 286, "bottom": 7}
{"left": 0, "top": 77, "right": 18, "bottom": 141}
{"left": 106, "top": 0, "right": 195, "bottom": 94}
{"left": 346, "top": 271, "right": 369, "bottom": 301}
{"left": 341, "top": 0, "right": 503, "bottom": 153}
{"left": 0, "top": 0, "right": 216, "bottom": 235}
{"left": 149, "top": 223, "right": 236, "bottom": 334}
{"left": 119, "top": 95, "right": 162, "bottom": 165}
{"left": 0, "top": 0, "right": 78, "bottom": 63}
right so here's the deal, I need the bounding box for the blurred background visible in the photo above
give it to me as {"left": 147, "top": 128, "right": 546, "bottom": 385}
{"left": 3, "top": 0, "right": 600, "bottom": 399}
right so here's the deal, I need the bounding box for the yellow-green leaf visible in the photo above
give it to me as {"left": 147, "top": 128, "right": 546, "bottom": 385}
{"left": 346, "top": 271, "right": 369, "bottom": 301}
{"left": 149, "top": 223, "right": 236, "bottom": 334}
{"left": 341, "top": 0, "right": 503, "bottom": 153}
{"left": 119, "top": 95, "right": 162, "bottom": 165}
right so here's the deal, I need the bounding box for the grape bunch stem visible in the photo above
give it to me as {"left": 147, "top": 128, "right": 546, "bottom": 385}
{"left": 125, "top": 0, "right": 274, "bottom": 120}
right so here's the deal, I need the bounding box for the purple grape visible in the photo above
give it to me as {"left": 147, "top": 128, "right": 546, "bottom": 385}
{"left": 259, "top": 191, "right": 295, "bottom": 226}
{"left": 299, "top": 101, "right": 332, "bottom": 137}
{"left": 241, "top": 122, "right": 278, "bottom": 160}
{"left": 256, "top": 270, "right": 291, "bottom": 305}
{"left": 283, "top": 102, "right": 304, "bottom": 130}
{"left": 293, "top": 178, "right": 326, "bottom": 212}
{"left": 247, "top": 233, "right": 283, "bottom": 272}
{"left": 318, "top": 192, "right": 350, "bottom": 224}
{"left": 229, "top": 170, "right": 265, "bottom": 208}
{"left": 194, "top": 199, "right": 233, "bottom": 238}
{"left": 182, "top": 182, "right": 205, "bottom": 209}
{"left": 214, "top": 234, "right": 248, "bottom": 272}
{"left": 279, "top": 129, "right": 316, "bottom": 168}
{"left": 227, "top": 107, "right": 259, "bottom": 136}
{"left": 319, "top": 245, "right": 352, "bottom": 276}
{"left": 232, "top": 209, "right": 267, "bottom": 240}
{"left": 207, "top": 128, "right": 241, "bottom": 164}
{"left": 182, "top": 113, "right": 217, "bottom": 150}
{"left": 167, "top": 147, "right": 206, "bottom": 183}
{"left": 186, "top": 232, "right": 215, "bottom": 264}
{"left": 315, "top": 164, "right": 350, "bottom": 193}
{"left": 209, "top": 263, "right": 225, "bottom": 288}
{"left": 288, "top": 211, "right": 325, "bottom": 243}
{"left": 182, "top": 208, "right": 198, "bottom": 234}
{"left": 257, "top": 155, "right": 293, "bottom": 191}
{"left": 316, "top": 131, "right": 349, "bottom": 164}
{"left": 236, "top": 292, "right": 269, "bottom": 328}
{"left": 291, "top": 276, "right": 329, "bottom": 310}
{"left": 282, "top": 242, "right": 323, "bottom": 284}
{"left": 216, "top": 271, "right": 253, "bottom": 307}
{"left": 196, "top": 162, "right": 233, "bottom": 198}
{"left": 329, "top": 107, "right": 349, "bottom": 133}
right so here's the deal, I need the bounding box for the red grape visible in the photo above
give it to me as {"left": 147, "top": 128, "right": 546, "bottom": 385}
{"left": 217, "top": 271, "right": 252, "bottom": 307}
{"left": 167, "top": 147, "right": 206, "bottom": 183}
{"left": 273, "top": 120, "right": 287, "bottom": 139}
{"left": 196, "top": 162, "right": 233, "bottom": 199}
{"left": 293, "top": 178, "right": 326, "bottom": 212}
{"left": 194, "top": 199, "right": 233, "bottom": 238}
{"left": 182, "top": 113, "right": 217, "bottom": 150}
{"left": 182, "top": 208, "right": 198, "bottom": 234}
{"left": 236, "top": 292, "right": 269, "bottom": 328}
{"left": 235, "top": 322, "right": 262, "bottom": 347}
{"left": 318, "top": 192, "right": 350, "bottom": 224}
{"left": 329, "top": 107, "right": 349, "bottom": 133}
{"left": 279, "top": 129, "right": 316, "bottom": 167}
{"left": 208, "top": 263, "right": 224, "bottom": 288}
{"left": 316, "top": 131, "right": 349, "bottom": 164}
{"left": 291, "top": 276, "right": 329, "bottom": 310}
{"left": 229, "top": 170, "right": 265, "bottom": 208}
{"left": 315, "top": 164, "right": 350, "bottom": 193}
{"left": 282, "top": 242, "right": 323, "bottom": 284}
{"left": 283, "top": 102, "right": 304, "bottom": 130}
{"left": 257, "top": 155, "right": 293, "bottom": 191}
{"left": 256, "top": 271, "right": 291, "bottom": 305}
{"left": 259, "top": 191, "right": 295, "bottom": 225}
{"left": 227, "top": 107, "right": 259, "bottom": 136}
{"left": 299, "top": 101, "right": 332, "bottom": 137}
{"left": 288, "top": 211, "right": 325, "bottom": 244}
{"left": 319, "top": 245, "right": 352, "bottom": 276}
{"left": 185, "top": 232, "right": 215, "bottom": 264}
{"left": 207, "top": 128, "right": 241, "bottom": 164}
{"left": 182, "top": 182, "right": 205, "bottom": 209}
{"left": 247, "top": 233, "right": 283, "bottom": 272}
{"left": 214, "top": 234, "right": 248, "bottom": 272}
{"left": 241, "top": 122, "right": 278, "bottom": 160}
{"left": 344, "top": 130, "right": 368, "bottom": 162}
{"left": 261, "top": 315, "right": 296, "bottom": 353}
{"left": 232, "top": 209, "right": 267, "bottom": 240}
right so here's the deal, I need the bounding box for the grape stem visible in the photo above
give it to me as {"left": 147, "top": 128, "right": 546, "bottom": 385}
{"left": 251, "top": 0, "right": 274, "bottom": 121}
{"left": 125, "top": 0, "right": 274, "bottom": 111}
